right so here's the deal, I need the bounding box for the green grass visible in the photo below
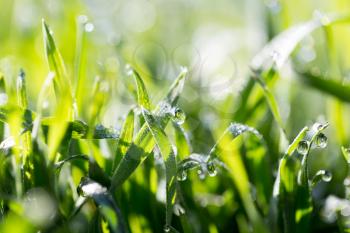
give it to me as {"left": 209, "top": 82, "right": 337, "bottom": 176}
{"left": 1, "top": 2, "right": 350, "bottom": 233}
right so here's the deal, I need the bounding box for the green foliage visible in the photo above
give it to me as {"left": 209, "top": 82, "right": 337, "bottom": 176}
{"left": 1, "top": 3, "right": 350, "bottom": 233}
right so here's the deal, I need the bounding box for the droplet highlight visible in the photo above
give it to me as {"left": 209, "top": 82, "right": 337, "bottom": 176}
{"left": 315, "top": 133, "right": 328, "bottom": 148}
{"left": 177, "top": 170, "right": 187, "bottom": 181}
{"left": 171, "top": 107, "right": 186, "bottom": 125}
{"left": 297, "top": 140, "right": 309, "bottom": 155}
{"left": 207, "top": 161, "right": 217, "bottom": 177}
{"left": 322, "top": 170, "right": 332, "bottom": 182}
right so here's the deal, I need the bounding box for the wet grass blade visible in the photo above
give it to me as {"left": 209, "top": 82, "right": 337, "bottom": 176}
{"left": 110, "top": 68, "right": 187, "bottom": 192}
{"left": 142, "top": 108, "right": 177, "bottom": 231}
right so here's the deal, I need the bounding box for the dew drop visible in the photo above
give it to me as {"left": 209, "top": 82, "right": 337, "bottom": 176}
{"left": 315, "top": 133, "right": 328, "bottom": 148}
{"left": 207, "top": 161, "right": 217, "bottom": 177}
{"left": 125, "top": 64, "right": 133, "bottom": 76}
{"left": 164, "top": 225, "right": 171, "bottom": 232}
{"left": 171, "top": 107, "right": 186, "bottom": 125}
{"left": 297, "top": 140, "right": 309, "bottom": 155}
{"left": 84, "top": 22, "right": 94, "bottom": 32}
{"left": 197, "top": 168, "right": 205, "bottom": 180}
{"left": 177, "top": 170, "right": 187, "bottom": 181}
{"left": 322, "top": 170, "right": 332, "bottom": 182}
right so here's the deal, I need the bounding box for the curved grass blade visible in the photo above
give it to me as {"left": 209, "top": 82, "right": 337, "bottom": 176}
{"left": 207, "top": 123, "right": 269, "bottom": 233}
{"left": 251, "top": 13, "right": 350, "bottom": 72}
{"left": 54, "top": 154, "right": 89, "bottom": 172}
{"left": 77, "top": 177, "right": 127, "bottom": 233}
{"left": 142, "top": 108, "right": 177, "bottom": 231}
{"left": 271, "top": 126, "right": 308, "bottom": 233}
{"left": 112, "top": 109, "right": 134, "bottom": 171}
{"left": 110, "top": 68, "right": 187, "bottom": 191}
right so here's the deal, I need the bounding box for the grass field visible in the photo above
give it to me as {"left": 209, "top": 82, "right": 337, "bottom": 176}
{"left": 1, "top": 0, "right": 350, "bottom": 232}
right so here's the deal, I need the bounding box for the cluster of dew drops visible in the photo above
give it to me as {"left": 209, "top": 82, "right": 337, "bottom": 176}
{"left": 297, "top": 132, "right": 328, "bottom": 155}
{"left": 176, "top": 159, "right": 218, "bottom": 182}
{"left": 167, "top": 106, "right": 218, "bottom": 182}
{"left": 296, "top": 131, "right": 331, "bottom": 182}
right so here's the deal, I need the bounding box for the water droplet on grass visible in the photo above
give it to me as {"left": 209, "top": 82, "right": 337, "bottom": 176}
{"left": 297, "top": 140, "right": 309, "bottom": 155}
{"left": 125, "top": 64, "right": 133, "bottom": 76}
{"left": 315, "top": 133, "right": 328, "bottom": 148}
{"left": 171, "top": 107, "right": 186, "bottom": 125}
{"left": 177, "top": 170, "right": 187, "bottom": 181}
{"left": 207, "top": 161, "right": 217, "bottom": 177}
{"left": 322, "top": 170, "right": 332, "bottom": 182}
{"left": 84, "top": 23, "right": 94, "bottom": 32}
{"left": 164, "top": 225, "right": 171, "bottom": 232}
{"left": 197, "top": 168, "right": 206, "bottom": 179}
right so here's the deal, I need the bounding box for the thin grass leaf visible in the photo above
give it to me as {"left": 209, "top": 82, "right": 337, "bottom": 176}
{"left": 142, "top": 108, "right": 177, "bottom": 231}
{"left": 297, "top": 71, "right": 350, "bottom": 103}
{"left": 74, "top": 15, "right": 89, "bottom": 115}
{"left": 16, "top": 70, "right": 33, "bottom": 190}
{"left": 42, "top": 20, "right": 72, "bottom": 98}
{"left": 88, "top": 76, "right": 109, "bottom": 129}
{"left": 112, "top": 109, "right": 134, "bottom": 171}
{"left": 127, "top": 66, "right": 151, "bottom": 110}
{"left": 253, "top": 75, "right": 285, "bottom": 132}
{"left": 110, "top": 68, "right": 187, "bottom": 191}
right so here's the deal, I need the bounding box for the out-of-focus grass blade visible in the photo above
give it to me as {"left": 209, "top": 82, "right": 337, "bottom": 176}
{"left": 77, "top": 177, "right": 127, "bottom": 233}
{"left": 112, "top": 109, "right": 134, "bottom": 171}
{"left": 110, "top": 68, "right": 187, "bottom": 191}
{"left": 16, "top": 70, "right": 33, "bottom": 190}
{"left": 42, "top": 20, "right": 74, "bottom": 162}
{"left": 298, "top": 71, "right": 350, "bottom": 103}
{"left": 47, "top": 93, "right": 72, "bottom": 162}
{"left": 42, "top": 20, "right": 72, "bottom": 99}
{"left": 172, "top": 122, "right": 191, "bottom": 161}
{"left": 251, "top": 13, "right": 350, "bottom": 71}
{"left": 88, "top": 76, "right": 109, "bottom": 128}
{"left": 253, "top": 76, "right": 285, "bottom": 132}
{"left": 127, "top": 66, "right": 151, "bottom": 110}
{"left": 208, "top": 123, "right": 269, "bottom": 233}
{"left": 74, "top": 15, "right": 89, "bottom": 115}
{"left": 142, "top": 108, "right": 177, "bottom": 231}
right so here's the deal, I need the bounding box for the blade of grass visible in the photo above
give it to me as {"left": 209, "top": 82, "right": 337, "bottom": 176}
{"left": 207, "top": 123, "right": 269, "bottom": 233}
{"left": 110, "top": 68, "right": 187, "bottom": 192}
{"left": 142, "top": 108, "right": 177, "bottom": 231}
{"left": 112, "top": 108, "right": 135, "bottom": 172}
